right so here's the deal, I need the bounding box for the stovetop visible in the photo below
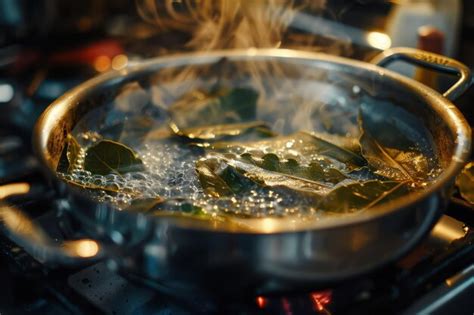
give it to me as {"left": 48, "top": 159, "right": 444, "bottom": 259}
{"left": 1, "top": 8, "right": 474, "bottom": 315}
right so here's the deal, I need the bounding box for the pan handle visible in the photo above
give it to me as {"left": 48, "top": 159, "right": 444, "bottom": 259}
{"left": 0, "top": 202, "right": 106, "bottom": 265}
{"left": 370, "top": 47, "right": 472, "bottom": 101}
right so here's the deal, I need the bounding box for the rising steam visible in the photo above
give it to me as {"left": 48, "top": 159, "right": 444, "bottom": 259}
{"left": 136, "top": 0, "right": 357, "bottom": 140}
{"left": 137, "top": 0, "right": 327, "bottom": 51}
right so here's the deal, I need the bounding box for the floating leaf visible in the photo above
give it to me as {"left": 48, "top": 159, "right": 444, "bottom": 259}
{"left": 170, "top": 121, "right": 276, "bottom": 142}
{"left": 456, "top": 162, "right": 474, "bottom": 204}
{"left": 57, "top": 135, "right": 81, "bottom": 173}
{"left": 211, "top": 131, "right": 366, "bottom": 170}
{"left": 309, "top": 131, "right": 360, "bottom": 153}
{"left": 318, "top": 180, "right": 410, "bottom": 212}
{"left": 195, "top": 156, "right": 260, "bottom": 197}
{"left": 359, "top": 100, "right": 438, "bottom": 182}
{"left": 196, "top": 154, "right": 331, "bottom": 202}
{"left": 83, "top": 140, "right": 145, "bottom": 176}
{"left": 240, "top": 153, "right": 348, "bottom": 184}
{"left": 169, "top": 87, "right": 259, "bottom": 129}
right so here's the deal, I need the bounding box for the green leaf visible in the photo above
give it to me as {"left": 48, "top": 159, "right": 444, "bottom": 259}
{"left": 456, "top": 162, "right": 474, "bottom": 204}
{"left": 196, "top": 153, "right": 331, "bottom": 201}
{"left": 359, "top": 101, "right": 438, "bottom": 182}
{"left": 318, "top": 180, "right": 410, "bottom": 212}
{"left": 83, "top": 140, "right": 145, "bottom": 176}
{"left": 240, "top": 153, "right": 348, "bottom": 184}
{"left": 57, "top": 135, "right": 81, "bottom": 173}
{"left": 195, "top": 156, "right": 258, "bottom": 197}
{"left": 169, "top": 87, "right": 259, "bottom": 130}
{"left": 170, "top": 121, "right": 276, "bottom": 142}
{"left": 309, "top": 131, "right": 360, "bottom": 153}
{"left": 211, "top": 131, "right": 366, "bottom": 170}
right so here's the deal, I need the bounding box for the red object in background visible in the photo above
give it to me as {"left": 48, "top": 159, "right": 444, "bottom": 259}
{"left": 49, "top": 39, "right": 124, "bottom": 64}
{"left": 418, "top": 26, "right": 445, "bottom": 54}
{"left": 9, "top": 39, "right": 125, "bottom": 74}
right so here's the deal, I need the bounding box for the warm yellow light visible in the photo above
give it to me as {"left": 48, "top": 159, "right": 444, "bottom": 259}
{"left": 260, "top": 218, "right": 278, "bottom": 233}
{"left": 0, "top": 183, "right": 30, "bottom": 199}
{"left": 94, "top": 55, "right": 111, "bottom": 72}
{"left": 367, "top": 31, "right": 392, "bottom": 50}
{"left": 112, "top": 54, "right": 128, "bottom": 70}
{"left": 72, "top": 239, "right": 100, "bottom": 258}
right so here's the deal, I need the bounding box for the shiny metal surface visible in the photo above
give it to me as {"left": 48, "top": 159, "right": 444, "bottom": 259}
{"left": 8, "top": 48, "right": 472, "bottom": 294}
{"left": 371, "top": 47, "right": 472, "bottom": 101}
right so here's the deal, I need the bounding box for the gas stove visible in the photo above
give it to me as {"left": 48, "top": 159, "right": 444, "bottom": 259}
{"left": 1, "top": 5, "right": 474, "bottom": 315}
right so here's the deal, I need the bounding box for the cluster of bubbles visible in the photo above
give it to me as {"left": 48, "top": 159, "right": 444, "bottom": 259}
{"left": 59, "top": 138, "right": 325, "bottom": 217}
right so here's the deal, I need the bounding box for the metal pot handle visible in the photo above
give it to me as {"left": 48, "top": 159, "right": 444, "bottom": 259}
{"left": 0, "top": 202, "right": 106, "bottom": 265}
{"left": 371, "top": 47, "right": 472, "bottom": 101}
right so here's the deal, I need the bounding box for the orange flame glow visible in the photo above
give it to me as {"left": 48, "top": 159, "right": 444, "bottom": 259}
{"left": 310, "top": 290, "right": 332, "bottom": 312}
{"left": 256, "top": 296, "right": 267, "bottom": 309}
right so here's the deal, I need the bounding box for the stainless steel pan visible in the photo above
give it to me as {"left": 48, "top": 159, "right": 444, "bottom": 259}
{"left": 1, "top": 48, "right": 472, "bottom": 296}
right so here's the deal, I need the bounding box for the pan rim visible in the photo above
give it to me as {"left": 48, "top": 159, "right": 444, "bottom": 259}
{"left": 33, "top": 48, "right": 472, "bottom": 234}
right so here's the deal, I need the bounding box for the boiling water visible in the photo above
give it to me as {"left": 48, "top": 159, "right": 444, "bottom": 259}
{"left": 58, "top": 77, "right": 441, "bottom": 220}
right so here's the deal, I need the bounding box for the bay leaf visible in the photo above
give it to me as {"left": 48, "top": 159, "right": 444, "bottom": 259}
{"left": 309, "top": 131, "right": 360, "bottom": 153}
{"left": 170, "top": 121, "right": 276, "bottom": 142}
{"left": 211, "top": 131, "right": 366, "bottom": 170}
{"left": 84, "top": 140, "right": 145, "bottom": 176}
{"left": 455, "top": 162, "right": 474, "bottom": 204}
{"left": 195, "top": 156, "right": 259, "bottom": 197}
{"left": 359, "top": 100, "right": 438, "bottom": 182}
{"left": 318, "top": 180, "right": 410, "bottom": 213}
{"left": 100, "top": 116, "right": 157, "bottom": 147}
{"left": 240, "top": 153, "right": 348, "bottom": 184}
{"left": 197, "top": 154, "right": 331, "bottom": 201}
{"left": 169, "top": 87, "right": 259, "bottom": 129}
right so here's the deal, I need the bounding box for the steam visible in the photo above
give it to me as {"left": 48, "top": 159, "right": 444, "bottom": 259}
{"left": 136, "top": 0, "right": 358, "bottom": 139}
{"left": 137, "top": 0, "right": 327, "bottom": 50}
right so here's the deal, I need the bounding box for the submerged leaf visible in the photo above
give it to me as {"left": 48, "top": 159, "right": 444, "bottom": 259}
{"left": 309, "top": 131, "right": 360, "bottom": 153}
{"left": 456, "top": 162, "right": 474, "bottom": 204}
{"left": 169, "top": 87, "right": 259, "bottom": 129}
{"left": 84, "top": 140, "right": 145, "bottom": 176}
{"left": 57, "top": 135, "right": 81, "bottom": 173}
{"left": 318, "top": 180, "right": 410, "bottom": 212}
{"left": 171, "top": 121, "right": 276, "bottom": 142}
{"left": 211, "top": 131, "right": 366, "bottom": 170}
{"left": 359, "top": 101, "right": 438, "bottom": 182}
{"left": 100, "top": 116, "right": 157, "bottom": 147}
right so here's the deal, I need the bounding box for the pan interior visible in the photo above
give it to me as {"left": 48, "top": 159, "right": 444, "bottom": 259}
{"left": 45, "top": 53, "right": 453, "bottom": 233}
